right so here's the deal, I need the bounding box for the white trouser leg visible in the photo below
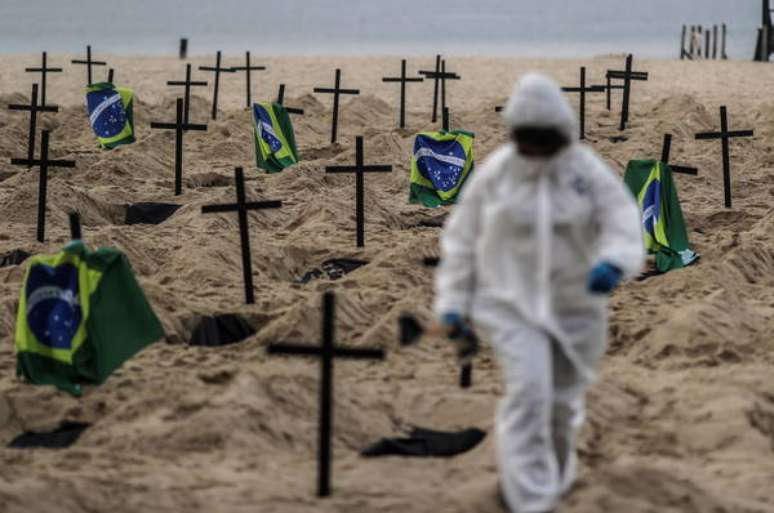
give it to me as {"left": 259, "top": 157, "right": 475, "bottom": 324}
{"left": 550, "top": 339, "right": 589, "bottom": 495}
{"left": 490, "top": 323, "right": 562, "bottom": 513}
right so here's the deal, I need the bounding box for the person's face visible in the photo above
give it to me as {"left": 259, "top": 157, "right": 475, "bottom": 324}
{"left": 511, "top": 128, "right": 569, "bottom": 158}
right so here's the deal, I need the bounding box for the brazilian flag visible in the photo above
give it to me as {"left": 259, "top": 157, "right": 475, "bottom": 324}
{"left": 15, "top": 241, "right": 164, "bottom": 395}
{"left": 624, "top": 160, "right": 699, "bottom": 273}
{"left": 253, "top": 102, "right": 299, "bottom": 173}
{"left": 410, "top": 130, "right": 475, "bottom": 208}
{"left": 86, "top": 82, "right": 136, "bottom": 149}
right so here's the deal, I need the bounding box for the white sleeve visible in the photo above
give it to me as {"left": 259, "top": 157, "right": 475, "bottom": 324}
{"left": 589, "top": 154, "right": 646, "bottom": 279}
{"left": 432, "top": 155, "right": 492, "bottom": 317}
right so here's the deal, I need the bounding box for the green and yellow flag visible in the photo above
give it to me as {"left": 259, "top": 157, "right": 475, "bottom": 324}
{"left": 624, "top": 160, "right": 699, "bottom": 273}
{"left": 15, "top": 242, "right": 163, "bottom": 395}
{"left": 409, "top": 130, "right": 475, "bottom": 208}
{"left": 253, "top": 102, "right": 299, "bottom": 173}
{"left": 86, "top": 82, "right": 136, "bottom": 149}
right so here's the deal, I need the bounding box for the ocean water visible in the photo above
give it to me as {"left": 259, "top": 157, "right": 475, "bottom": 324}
{"left": 0, "top": 0, "right": 762, "bottom": 59}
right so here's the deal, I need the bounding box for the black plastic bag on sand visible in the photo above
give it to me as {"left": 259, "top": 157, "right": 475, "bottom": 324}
{"left": 189, "top": 314, "right": 255, "bottom": 346}
{"left": 361, "top": 426, "right": 486, "bottom": 458}
{"left": 8, "top": 422, "right": 90, "bottom": 449}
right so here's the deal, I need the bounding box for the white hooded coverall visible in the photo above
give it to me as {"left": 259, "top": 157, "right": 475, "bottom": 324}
{"left": 434, "top": 74, "right": 645, "bottom": 513}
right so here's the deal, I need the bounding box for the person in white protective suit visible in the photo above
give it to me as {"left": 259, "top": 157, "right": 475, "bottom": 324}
{"left": 433, "top": 74, "right": 645, "bottom": 513}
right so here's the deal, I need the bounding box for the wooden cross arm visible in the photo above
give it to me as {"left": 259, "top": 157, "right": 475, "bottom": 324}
{"left": 670, "top": 165, "right": 699, "bottom": 176}
{"left": 167, "top": 80, "right": 208, "bottom": 86}
{"left": 561, "top": 85, "right": 606, "bottom": 93}
{"left": 325, "top": 165, "right": 393, "bottom": 173}
{"left": 201, "top": 200, "right": 283, "bottom": 214}
{"left": 267, "top": 343, "right": 385, "bottom": 360}
{"left": 25, "top": 67, "right": 63, "bottom": 72}
{"left": 418, "top": 71, "right": 461, "bottom": 80}
{"left": 606, "top": 70, "right": 649, "bottom": 80}
{"left": 231, "top": 65, "right": 267, "bottom": 71}
{"left": 382, "top": 77, "right": 424, "bottom": 83}
{"left": 150, "top": 122, "right": 208, "bottom": 131}
{"left": 71, "top": 59, "right": 107, "bottom": 65}
{"left": 8, "top": 104, "right": 59, "bottom": 112}
{"left": 11, "top": 158, "right": 75, "bottom": 167}
{"left": 314, "top": 87, "right": 361, "bottom": 94}
{"left": 695, "top": 130, "right": 755, "bottom": 140}
{"left": 199, "top": 66, "right": 236, "bottom": 72}
{"left": 285, "top": 107, "right": 305, "bottom": 115}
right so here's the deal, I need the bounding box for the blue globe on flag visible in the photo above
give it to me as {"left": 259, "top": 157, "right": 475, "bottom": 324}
{"left": 25, "top": 263, "right": 82, "bottom": 350}
{"left": 254, "top": 105, "right": 283, "bottom": 152}
{"left": 87, "top": 89, "right": 127, "bottom": 139}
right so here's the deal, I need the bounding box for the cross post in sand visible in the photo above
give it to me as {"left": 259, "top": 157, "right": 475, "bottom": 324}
{"left": 695, "top": 106, "right": 754, "bottom": 209}
{"left": 150, "top": 98, "right": 208, "bottom": 196}
{"left": 419, "top": 56, "right": 461, "bottom": 123}
{"left": 201, "top": 167, "right": 282, "bottom": 305}
{"left": 10, "top": 130, "right": 76, "bottom": 243}
{"left": 107, "top": 68, "right": 114, "bottom": 84}
{"left": 25, "top": 52, "right": 62, "bottom": 107}
{"left": 382, "top": 59, "right": 424, "bottom": 129}
{"left": 276, "top": 84, "right": 304, "bottom": 115}
{"left": 314, "top": 69, "right": 360, "bottom": 144}
{"left": 167, "top": 63, "right": 208, "bottom": 127}
{"left": 199, "top": 51, "right": 236, "bottom": 120}
{"left": 71, "top": 45, "right": 107, "bottom": 85}
{"left": 606, "top": 54, "right": 648, "bottom": 131}
{"left": 660, "top": 134, "right": 698, "bottom": 176}
{"left": 69, "top": 211, "right": 82, "bottom": 241}
{"left": 442, "top": 106, "right": 450, "bottom": 132}
{"left": 325, "top": 136, "right": 392, "bottom": 248}
{"left": 231, "top": 51, "right": 267, "bottom": 109}
{"left": 267, "top": 290, "right": 385, "bottom": 498}
{"left": 561, "top": 67, "right": 605, "bottom": 140}
{"left": 8, "top": 84, "right": 59, "bottom": 167}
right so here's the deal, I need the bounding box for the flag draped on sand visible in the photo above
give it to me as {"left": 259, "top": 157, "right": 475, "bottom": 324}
{"left": 409, "top": 130, "right": 475, "bottom": 208}
{"left": 624, "top": 160, "right": 699, "bottom": 273}
{"left": 253, "top": 102, "right": 299, "bottom": 173}
{"left": 15, "top": 242, "right": 163, "bottom": 395}
{"left": 86, "top": 83, "right": 136, "bottom": 149}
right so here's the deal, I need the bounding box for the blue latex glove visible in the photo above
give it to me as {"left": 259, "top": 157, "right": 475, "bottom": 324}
{"left": 440, "top": 312, "right": 479, "bottom": 361}
{"left": 440, "top": 312, "right": 470, "bottom": 339}
{"left": 587, "top": 262, "right": 623, "bottom": 294}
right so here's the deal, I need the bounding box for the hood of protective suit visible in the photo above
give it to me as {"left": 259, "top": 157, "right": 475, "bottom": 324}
{"left": 502, "top": 73, "right": 578, "bottom": 144}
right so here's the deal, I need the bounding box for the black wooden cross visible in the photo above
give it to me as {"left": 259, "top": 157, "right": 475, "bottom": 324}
{"left": 314, "top": 69, "right": 360, "bottom": 144}
{"left": 695, "top": 106, "right": 754, "bottom": 208}
{"left": 69, "top": 211, "right": 82, "bottom": 241}
{"left": 201, "top": 167, "right": 282, "bottom": 304}
{"left": 276, "top": 84, "right": 304, "bottom": 115}
{"left": 107, "top": 68, "right": 115, "bottom": 84}
{"left": 231, "top": 51, "right": 267, "bottom": 108}
{"left": 382, "top": 59, "right": 424, "bottom": 129}
{"left": 561, "top": 67, "right": 605, "bottom": 140}
{"left": 150, "top": 98, "right": 208, "bottom": 196}
{"left": 199, "top": 51, "right": 236, "bottom": 120}
{"left": 325, "top": 136, "right": 392, "bottom": 248}
{"left": 419, "top": 57, "right": 461, "bottom": 123}
{"left": 25, "top": 52, "right": 62, "bottom": 107}
{"left": 8, "top": 84, "right": 59, "bottom": 167}
{"left": 661, "top": 134, "right": 698, "bottom": 176}
{"left": 10, "top": 130, "right": 76, "bottom": 242}
{"left": 606, "top": 54, "right": 648, "bottom": 131}
{"left": 71, "top": 45, "right": 107, "bottom": 85}
{"left": 267, "top": 290, "right": 385, "bottom": 498}
{"left": 167, "top": 63, "right": 208, "bottom": 127}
